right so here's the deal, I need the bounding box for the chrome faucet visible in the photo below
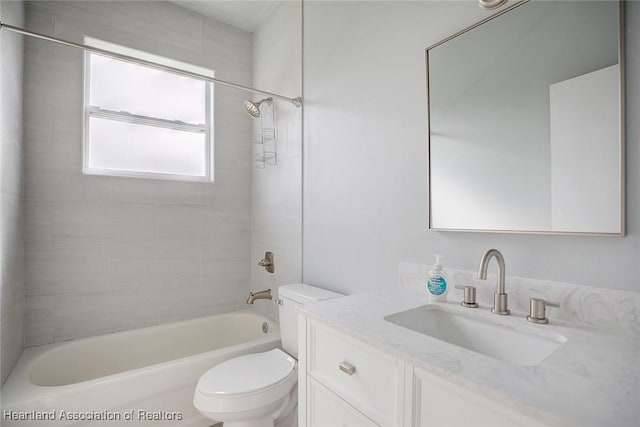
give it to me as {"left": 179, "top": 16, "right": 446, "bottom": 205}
{"left": 246, "top": 289, "right": 272, "bottom": 304}
{"left": 478, "top": 249, "right": 510, "bottom": 315}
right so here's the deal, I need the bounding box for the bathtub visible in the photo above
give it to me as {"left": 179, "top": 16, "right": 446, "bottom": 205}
{"left": 1, "top": 310, "right": 280, "bottom": 426}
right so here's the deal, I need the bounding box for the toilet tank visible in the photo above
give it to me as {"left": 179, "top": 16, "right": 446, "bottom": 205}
{"left": 278, "top": 284, "right": 343, "bottom": 358}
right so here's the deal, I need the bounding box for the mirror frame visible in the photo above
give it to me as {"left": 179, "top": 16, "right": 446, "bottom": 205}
{"left": 425, "top": 0, "right": 626, "bottom": 236}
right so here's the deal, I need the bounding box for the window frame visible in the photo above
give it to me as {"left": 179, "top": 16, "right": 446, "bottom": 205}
{"left": 82, "top": 39, "right": 215, "bottom": 183}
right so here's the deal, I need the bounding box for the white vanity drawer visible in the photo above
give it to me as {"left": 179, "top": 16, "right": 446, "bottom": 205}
{"left": 308, "top": 377, "right": 379, "bottom": 427}
{"left": 307, "top": 320, "right": 399, "bottom": 424}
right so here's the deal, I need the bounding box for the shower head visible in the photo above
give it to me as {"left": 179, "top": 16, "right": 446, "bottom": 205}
{"left": 244, "top": 97, "right": 273, "bottom": 118}
{"left": 477, "top": 0, "right": 508, "bottom": 10}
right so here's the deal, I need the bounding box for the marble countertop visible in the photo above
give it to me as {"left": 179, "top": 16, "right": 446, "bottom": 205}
{"left": 299, "top": 290, "right": 640, "bottom": 427}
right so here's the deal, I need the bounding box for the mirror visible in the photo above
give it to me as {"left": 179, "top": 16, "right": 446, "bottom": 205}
{"left": 427, "top": 0, "right": 624, "bottom": 235}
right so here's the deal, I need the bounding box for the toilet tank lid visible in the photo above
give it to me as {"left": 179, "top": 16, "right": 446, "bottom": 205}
{"left": 278, "top": 284, "right": 343, "bottom": 304}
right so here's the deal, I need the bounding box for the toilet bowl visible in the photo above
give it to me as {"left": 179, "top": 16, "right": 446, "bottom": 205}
{"left": 194, "top": 349, "right": 297, "bottom": 427}
{"left": 193, "top": 284, "right": 343, "bottom": 427}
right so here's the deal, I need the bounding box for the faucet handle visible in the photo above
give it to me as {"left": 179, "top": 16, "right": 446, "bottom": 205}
{"left": 527, "top": 298, "right": 559, "bottom": 324}
{"left": 455, "top": 284, "right": 479, "bottom": 308}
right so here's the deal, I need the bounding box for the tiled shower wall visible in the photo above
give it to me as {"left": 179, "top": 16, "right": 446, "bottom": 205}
{"left": 1, "top": 0, "right": 25, "bottom": 384}
{"left": 250, "top": 1, "right": 303, "bottom": 320}
{"left": 23, "top": 1, "right": 253, "bottom": 345}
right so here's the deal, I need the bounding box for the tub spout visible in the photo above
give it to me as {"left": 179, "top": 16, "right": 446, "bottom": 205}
{"left": 246, "top": 289, "right": 272, "bottom": 304}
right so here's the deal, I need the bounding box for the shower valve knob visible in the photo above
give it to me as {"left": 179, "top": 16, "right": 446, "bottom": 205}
{"left": 258, "top": 251, "right": 274, "bottom": 273}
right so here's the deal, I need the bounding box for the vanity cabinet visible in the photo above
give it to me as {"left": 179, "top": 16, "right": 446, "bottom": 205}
{"left": 411, "top": 367, "right": 548, "bottom": 427}
{"left": 307, "top": 378, "right": 379, "bottom": 427}
{"left": 299, "top": 317, "right": 552, "bottom": 427}
{"left": 299, "top": 319, "right": 403, "bottom": 427}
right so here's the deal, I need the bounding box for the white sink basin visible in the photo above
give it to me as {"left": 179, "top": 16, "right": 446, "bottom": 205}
{"left": 384, "top": 305, "right": 566, "bottom": 366}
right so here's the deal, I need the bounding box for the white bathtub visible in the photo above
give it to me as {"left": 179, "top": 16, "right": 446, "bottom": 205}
{"left": 1, "top": 310, "right": 280, "bottom": 426}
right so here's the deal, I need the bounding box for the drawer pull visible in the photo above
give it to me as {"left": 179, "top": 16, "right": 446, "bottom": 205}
{"left": 339, "top": 361, "right": 356, "bottom": 376}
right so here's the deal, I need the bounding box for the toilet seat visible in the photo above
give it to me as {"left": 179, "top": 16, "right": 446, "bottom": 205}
{"left": 194, "top": 349, "right": 297, "bottom": 415}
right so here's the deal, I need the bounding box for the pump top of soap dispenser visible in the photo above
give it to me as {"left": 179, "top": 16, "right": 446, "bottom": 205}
{"left": 432, "top": 254, "right": 444, "bottom": 270}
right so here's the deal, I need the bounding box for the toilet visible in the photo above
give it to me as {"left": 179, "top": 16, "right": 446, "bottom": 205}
{"left": 193, "top": 284, "right": 343, "bottom": 427}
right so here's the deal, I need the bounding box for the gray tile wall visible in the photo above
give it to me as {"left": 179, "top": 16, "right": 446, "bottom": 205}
{"left": 250, "top": 1, "right": 303, "bottom": 321}
{"left": 23, "top": 1, "right": 253, "bottom": 346}
{"left": 0, "top": 0, "right": 25, "bottom": 385}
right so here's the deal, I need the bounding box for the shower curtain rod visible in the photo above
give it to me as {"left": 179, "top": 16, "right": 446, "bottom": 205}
{"left": 0, "top": 21, "right": 303, "bottom": 107}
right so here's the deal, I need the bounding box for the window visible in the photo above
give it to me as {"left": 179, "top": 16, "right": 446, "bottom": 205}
{"left": 83, "top": 38, "right": 214, "bottom": 182}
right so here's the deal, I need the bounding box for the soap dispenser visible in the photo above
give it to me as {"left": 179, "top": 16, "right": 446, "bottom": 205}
{"left": 427, "top": 254, "right": 449, "bottom": 302}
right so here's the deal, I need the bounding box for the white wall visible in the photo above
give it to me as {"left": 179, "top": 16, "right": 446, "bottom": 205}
{"left": 303, "top": 1, "right": 639, "bottom": 294}
{"left": 23, "top": 0, "right": 254, "bottom": 345}
{"left": 0, "top": 0, "right": 25, "bottom": 385}
{"left": 251, "top": 0, "right": 302, "bottom": 320}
